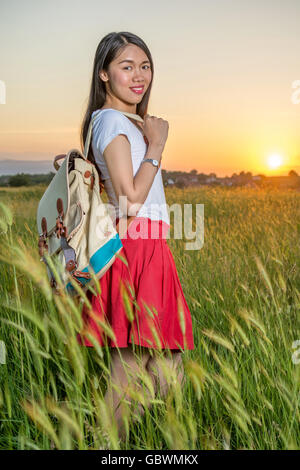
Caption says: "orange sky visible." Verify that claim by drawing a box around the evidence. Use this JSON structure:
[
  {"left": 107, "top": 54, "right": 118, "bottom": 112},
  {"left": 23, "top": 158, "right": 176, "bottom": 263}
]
[{"left": 0, "top": 0, "right": 300, "bottom": 176}]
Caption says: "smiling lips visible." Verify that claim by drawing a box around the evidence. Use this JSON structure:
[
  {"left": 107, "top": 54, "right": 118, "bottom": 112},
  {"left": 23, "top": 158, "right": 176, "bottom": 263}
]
[{"left": 130, "top": 86, "right": 144, "bottom": 94}]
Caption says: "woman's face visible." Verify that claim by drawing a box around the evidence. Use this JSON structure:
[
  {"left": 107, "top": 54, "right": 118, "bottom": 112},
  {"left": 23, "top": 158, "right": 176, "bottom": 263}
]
[{"left": 100, "top": 44, "right": 152, "bottom": 111}]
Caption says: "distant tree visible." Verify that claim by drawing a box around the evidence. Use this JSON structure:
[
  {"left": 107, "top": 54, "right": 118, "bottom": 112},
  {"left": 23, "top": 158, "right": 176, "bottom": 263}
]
[
  {"left": 175, "top": 179, "right": 185, "bottom": 189},
  {"left": 198, "top": 173, "right": 207, "bottom": 183},
  {"left": 245, "top": 171, "right": 253, "bottom": 182},
  {"left": 8, "top": 173, "right": 31, "bottom": 187},
  {"left": 190, "top": 169, "right": 198, "bottom": 175},
  {"left": 288, "top": 170, "right": 299, "bottom": 177}
]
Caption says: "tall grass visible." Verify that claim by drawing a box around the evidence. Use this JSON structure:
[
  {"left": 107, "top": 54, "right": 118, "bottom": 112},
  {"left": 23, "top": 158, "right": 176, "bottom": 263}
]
[{"left": 0, "top": 185, "right": 299, "bottom": 449}]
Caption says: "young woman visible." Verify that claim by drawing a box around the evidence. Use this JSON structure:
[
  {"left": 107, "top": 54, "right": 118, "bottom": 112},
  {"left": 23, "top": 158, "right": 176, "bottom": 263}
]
[{"left": 77, "top": 31, "right": 195, "bottom": 441}]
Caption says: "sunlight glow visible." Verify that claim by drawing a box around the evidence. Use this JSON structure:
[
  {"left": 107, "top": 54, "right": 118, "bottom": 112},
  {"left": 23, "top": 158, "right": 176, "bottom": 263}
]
[{"left": 267, "top": 154, "right": 283, "bottom": 169}]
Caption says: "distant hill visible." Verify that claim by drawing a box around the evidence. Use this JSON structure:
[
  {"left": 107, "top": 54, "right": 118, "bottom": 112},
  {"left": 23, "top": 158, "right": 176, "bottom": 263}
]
[{"left": 0, "top": 159, "right": 54, "bottom": 175}]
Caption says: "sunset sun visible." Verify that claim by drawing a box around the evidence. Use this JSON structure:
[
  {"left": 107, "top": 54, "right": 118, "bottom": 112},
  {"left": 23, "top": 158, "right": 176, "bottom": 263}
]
[{"left": 267, "top": 154, "right": 283, "bottom": 169}]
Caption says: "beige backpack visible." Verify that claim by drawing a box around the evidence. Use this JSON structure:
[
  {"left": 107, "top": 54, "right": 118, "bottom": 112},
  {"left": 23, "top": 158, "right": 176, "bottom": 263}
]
[{"left": 36, "top": 110, "right": 143, "bottom": 298}]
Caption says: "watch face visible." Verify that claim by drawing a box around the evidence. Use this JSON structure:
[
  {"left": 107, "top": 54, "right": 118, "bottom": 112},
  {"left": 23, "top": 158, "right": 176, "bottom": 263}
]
[{"left": 153, "top": 159, "right": 159, "bottom": 166}]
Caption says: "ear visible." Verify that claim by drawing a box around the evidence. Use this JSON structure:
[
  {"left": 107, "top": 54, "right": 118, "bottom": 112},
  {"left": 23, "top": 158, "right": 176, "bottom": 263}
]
[{"left": 99, "top": 69, "right": 108, "bottom": 82}]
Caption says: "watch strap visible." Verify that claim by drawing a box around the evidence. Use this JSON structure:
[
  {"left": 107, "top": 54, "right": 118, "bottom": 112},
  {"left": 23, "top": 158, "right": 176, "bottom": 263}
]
[{"left": 142, "top": 158, "right": 159, "bottom": 167}]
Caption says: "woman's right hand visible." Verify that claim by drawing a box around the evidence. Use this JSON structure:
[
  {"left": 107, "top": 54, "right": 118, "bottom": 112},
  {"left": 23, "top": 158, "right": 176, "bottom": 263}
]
[{"left": 139, "top": 114, "right": 169, "bottom": 151}]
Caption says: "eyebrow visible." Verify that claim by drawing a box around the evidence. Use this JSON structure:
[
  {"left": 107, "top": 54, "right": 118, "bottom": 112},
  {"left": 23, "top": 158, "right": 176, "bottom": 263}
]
[{"left": 118, "top": 59, "right": 150, "bottom": 64}]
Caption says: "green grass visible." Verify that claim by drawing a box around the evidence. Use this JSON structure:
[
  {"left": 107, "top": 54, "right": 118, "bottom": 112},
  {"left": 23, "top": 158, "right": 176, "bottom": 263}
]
[{"left": 0, "top": 185, "right": 299, "bottom": 449}]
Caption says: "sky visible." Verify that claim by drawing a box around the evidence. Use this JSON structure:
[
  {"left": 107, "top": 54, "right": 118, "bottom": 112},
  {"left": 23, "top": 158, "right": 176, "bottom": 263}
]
[{"left": 0, "top": 0, "right": 300, "bottom": 177}]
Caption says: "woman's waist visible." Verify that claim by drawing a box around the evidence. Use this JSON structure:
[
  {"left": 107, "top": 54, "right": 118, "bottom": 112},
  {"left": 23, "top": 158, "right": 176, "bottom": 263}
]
[{"left": 115, "top": 216, "right": 170, "bottom": 240}]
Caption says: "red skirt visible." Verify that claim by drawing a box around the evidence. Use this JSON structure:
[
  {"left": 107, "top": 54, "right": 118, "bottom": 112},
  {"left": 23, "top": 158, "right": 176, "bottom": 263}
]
[{"left": 76, "top": 217, "right": 195, "bottom": 350}]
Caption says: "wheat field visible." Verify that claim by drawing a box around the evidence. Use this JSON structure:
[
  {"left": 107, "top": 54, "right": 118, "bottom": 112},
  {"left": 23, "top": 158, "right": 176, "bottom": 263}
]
[{"left": 0, "top": 185, "right": 299, "bottom": 450}]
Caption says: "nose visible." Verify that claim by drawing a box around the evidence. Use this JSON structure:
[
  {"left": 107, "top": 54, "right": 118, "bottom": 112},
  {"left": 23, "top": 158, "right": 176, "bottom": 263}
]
[{"left": 132, "top": 67, "right": 146, "bottom": 80}]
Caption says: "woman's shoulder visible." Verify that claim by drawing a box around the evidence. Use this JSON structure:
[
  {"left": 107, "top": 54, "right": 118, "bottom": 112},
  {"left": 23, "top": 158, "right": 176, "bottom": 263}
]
[
  {"left": 91, "top": 108, "right": 133, "bottom": 154},
  {"left": 91, "top": 108, "right": 130, "bottom": 126}
]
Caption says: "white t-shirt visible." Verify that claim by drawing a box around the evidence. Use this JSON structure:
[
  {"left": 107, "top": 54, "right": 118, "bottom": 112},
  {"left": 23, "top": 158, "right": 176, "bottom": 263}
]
[{"left": 91, "top": 108, "right": 170, "bottom": 227}]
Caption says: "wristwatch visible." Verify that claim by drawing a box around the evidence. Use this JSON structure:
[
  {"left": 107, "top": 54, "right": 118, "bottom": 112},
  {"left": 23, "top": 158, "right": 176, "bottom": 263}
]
[{"left": 141, "top": 158, "right": 160, "bottom": 169}]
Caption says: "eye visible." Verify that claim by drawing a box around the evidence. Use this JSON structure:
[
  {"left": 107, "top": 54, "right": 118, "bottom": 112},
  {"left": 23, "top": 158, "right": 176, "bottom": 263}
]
[{"left": 123, "top": 65, "right": 151, "bottom": 70}]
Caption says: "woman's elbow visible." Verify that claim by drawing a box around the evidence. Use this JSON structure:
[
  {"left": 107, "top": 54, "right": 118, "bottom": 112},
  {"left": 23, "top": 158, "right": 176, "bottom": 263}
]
[
  {"left": 127, "top": 199, "right": 143, "bottom": 216},
  {"left": 118, "top": 191, "right": 143, "bottom": 217}
]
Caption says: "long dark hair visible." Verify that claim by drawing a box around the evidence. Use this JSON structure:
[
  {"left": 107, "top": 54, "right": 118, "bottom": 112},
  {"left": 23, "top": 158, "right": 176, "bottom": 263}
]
[{"left": 80, "top": 31, "right": 154, "bottom": 193}]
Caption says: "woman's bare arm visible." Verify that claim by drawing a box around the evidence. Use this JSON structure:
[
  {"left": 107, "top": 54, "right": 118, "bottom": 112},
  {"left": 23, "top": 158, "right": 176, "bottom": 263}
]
[{"left": 102, "top": 134, "right": 164, "bottom": 216}]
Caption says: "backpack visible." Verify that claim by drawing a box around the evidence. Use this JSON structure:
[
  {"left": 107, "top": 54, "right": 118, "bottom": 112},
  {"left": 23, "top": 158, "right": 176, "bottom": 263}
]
[{"left": 36, "top": 110, "right": 143, "bottom": 298}]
